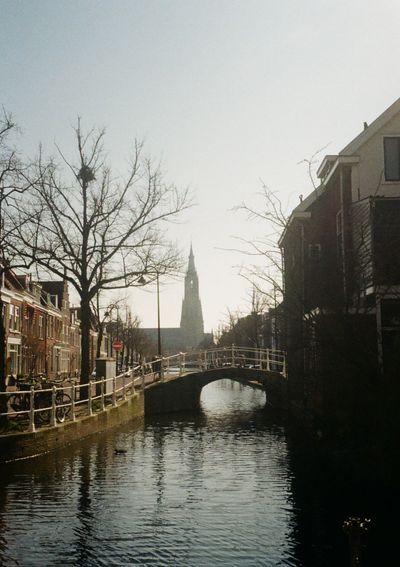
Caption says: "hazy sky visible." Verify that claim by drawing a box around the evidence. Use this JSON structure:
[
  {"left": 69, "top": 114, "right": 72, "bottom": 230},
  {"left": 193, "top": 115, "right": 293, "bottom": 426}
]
[{"left": 1, "top": 0, "right": 400, "bottom": 332}]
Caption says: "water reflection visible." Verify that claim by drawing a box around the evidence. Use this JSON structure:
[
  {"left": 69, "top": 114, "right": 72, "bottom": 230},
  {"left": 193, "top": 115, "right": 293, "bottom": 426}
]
[{"left": 0, "top": 379, "right": 395, "bottom": 566}]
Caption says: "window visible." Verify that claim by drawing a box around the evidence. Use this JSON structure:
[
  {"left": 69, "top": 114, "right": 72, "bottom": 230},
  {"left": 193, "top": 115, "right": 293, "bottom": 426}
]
[
  {"left": 8, "top": 305, "right": 21, "bottom": 332},
  {"left": 14, "top": 307, "right": 20, "bottom": 332},
  {"left": 384, "top": 137, "right": 400, "bottom": 181},
  {"left": 39, "top": 315, "right": 44, "bottom": 339},
  {"left": 308, "top": 243, "right": 322, "bottom": 261},
  {"left": 9, "top": 344, "right": 21, "bottom": 375}
]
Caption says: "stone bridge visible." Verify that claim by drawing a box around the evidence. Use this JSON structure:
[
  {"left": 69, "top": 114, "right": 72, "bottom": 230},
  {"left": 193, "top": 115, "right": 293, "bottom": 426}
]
[{"left": 143, "top": 347, "right": 288, "bottom": 414}]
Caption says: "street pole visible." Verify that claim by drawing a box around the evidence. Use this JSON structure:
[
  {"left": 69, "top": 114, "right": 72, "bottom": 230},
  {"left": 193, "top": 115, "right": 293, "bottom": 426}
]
[
  {"left": 116, "top": 306, "right": 120, "bottom": 373},
  {"left": 157, "top": 273, "right": 161, "bottom": 357}
]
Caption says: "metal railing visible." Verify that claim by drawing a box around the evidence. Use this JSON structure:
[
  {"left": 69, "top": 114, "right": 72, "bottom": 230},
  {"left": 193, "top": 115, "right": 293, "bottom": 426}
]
[{"left": 0, "top": 346, "right": 286, "bottom": 434}]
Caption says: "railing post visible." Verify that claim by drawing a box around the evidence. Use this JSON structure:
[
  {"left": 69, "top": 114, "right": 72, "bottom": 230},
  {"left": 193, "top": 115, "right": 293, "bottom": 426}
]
[
  {"left": 88, "top": 380, "right": 93, "bottom": 416},
  {"left": 231, "top": 344, "right": 235, "bottom": 367},
  {"left": 183, "top": 352, "right": 186, "bottom": 372},
  {"left": 266, "top": 349, "right": 271, "bottom": 371},
  {"left": 51, "top": 385, "right": 57, "bottom": 426},
  {"left": 101, "top": 377, "right": 105, "bottom": 411},
  {"left": 283, "top": 356, "right": 287, "bottom": 378},
  {"left": 160, "top": 357, "right": 164, "bottom": 382},
  {"left": 71, "top": 382, "right": 76, "bottom": 421},
  {"left": 203, "top": 350, "right": 207, "bottom": 370},
  {"left": 131, "top": 368, "right": 135, "bottom": 394},
  {"left": 122, "top": 373, "right": 126, "bottom": 400},
  {"left": 179, "top": 353, "right": 183, "bottom": 376},
  {"left": 112, "top": 376, "right": 117, "bottom": 406},
  {"left": 29, "top": 386, "right": 36, "bottom": 433},
  {"left": 141, "top": 363, "right": 145, "bottom": 390}
]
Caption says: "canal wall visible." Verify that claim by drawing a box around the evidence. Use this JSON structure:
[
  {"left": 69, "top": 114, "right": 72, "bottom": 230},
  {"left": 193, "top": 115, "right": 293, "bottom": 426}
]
[{"left": 0, "top": 392, "right": 144, "bottom": 464}]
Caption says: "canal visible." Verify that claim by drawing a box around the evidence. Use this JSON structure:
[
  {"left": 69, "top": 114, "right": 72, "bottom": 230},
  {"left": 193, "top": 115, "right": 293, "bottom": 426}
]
[{"left": 0, "top": 379, "right": 397, "bottom": 566}]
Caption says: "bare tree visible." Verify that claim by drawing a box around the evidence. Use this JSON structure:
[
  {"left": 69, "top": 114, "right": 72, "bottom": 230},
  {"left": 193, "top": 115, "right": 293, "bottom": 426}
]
[
  {"left": 90, "top": 292, "right": 125, "bottom": 360},
  {"left": 0, "top": 109, "right": 35, "bottom": 406},
  {"left": 229, "top": 184, "right": 289, "bottom": 309},
  {"left": 8, "top": 121, "right": 191, "bottom": 391}
]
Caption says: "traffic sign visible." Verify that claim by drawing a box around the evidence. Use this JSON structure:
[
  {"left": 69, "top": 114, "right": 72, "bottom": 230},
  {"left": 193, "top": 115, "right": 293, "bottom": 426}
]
[{"left": 112, "top": 340, "right": 123, "bottom": 352}]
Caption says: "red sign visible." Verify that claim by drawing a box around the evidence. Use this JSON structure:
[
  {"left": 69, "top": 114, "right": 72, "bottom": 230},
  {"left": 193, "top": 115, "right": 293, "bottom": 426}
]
[{"left": 112, "top": 340, "right": 123, "bottom": 352}]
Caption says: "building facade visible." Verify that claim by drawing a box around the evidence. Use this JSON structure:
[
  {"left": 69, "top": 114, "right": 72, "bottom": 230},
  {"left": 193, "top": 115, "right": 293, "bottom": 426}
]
[
  {"left": 1, "top": 270, "right": 108, "bottom": 381},
  {"left": 280, "top": 97, "right": 400, "bottom": 416}
]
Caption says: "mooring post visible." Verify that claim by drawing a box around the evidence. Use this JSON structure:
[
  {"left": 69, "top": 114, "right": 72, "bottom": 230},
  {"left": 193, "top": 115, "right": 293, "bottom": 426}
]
[{"left": 29, "top": 386, "right": 36, "bottom": 433}]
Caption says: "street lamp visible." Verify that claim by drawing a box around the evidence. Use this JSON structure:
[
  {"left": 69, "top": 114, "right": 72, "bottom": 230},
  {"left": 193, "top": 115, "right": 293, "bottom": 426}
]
[
  {"left": 156, "top": 273, "right": 161, "bottom": 358},
  {"left": 116, "top": 305, "right": 120, "bottom": 372},
  {"left": 138, "top": 273, "right": 161, "bottom": 358}
]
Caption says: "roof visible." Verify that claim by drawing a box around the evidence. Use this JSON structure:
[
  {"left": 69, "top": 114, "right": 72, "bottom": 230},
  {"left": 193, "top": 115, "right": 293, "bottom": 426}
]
[
  {"left": 340, "top": 96, "right": 400, "bottom": 156},
  {"left": 40, "top": 281, "right": 66, "bottom": 308},
  {"left": 281, "top": 97, "right": 400, "bottom": 245}
]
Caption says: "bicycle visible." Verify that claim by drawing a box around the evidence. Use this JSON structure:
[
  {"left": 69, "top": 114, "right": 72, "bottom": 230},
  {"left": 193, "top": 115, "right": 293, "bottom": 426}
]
[{"left": 9, "top": 378, "right": 72, "bottom": 425}]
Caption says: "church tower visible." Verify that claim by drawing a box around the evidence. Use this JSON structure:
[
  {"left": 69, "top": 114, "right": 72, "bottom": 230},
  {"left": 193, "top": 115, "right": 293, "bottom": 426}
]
[{"left": 180, "top": 245, "right": 204, "bottom": 350}]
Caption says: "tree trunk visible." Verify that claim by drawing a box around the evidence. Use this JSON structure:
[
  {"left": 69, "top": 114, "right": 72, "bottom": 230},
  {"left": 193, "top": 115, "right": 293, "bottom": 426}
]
[
  {"left": 0, "top": 291, "right": 7, "bottom": 423},
  {"left": 96, "top": 324, "right": 103, "bottom": 360},
  {"left": 80, "top": 294, "right": 92, "bottom": 401}
]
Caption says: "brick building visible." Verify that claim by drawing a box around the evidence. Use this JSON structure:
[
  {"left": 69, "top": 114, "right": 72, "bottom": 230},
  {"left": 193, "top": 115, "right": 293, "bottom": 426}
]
[
  {"left": 1, "top": 270, "right": 108, "bottom": 381},
  {"left": 280, "top": 98, "right": 400, "bottom": 417}
]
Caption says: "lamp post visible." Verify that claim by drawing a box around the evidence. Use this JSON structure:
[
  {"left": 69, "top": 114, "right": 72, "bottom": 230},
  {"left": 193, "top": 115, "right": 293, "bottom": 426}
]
[
  {"left": 138, "top": 273, "right": 161, "bottom": 358},
  {"left": 116, "top": 305, "right": 120, "bottom": 373},
  {"left": 156, "top": 273, "right": 161, "bottom": 358}
]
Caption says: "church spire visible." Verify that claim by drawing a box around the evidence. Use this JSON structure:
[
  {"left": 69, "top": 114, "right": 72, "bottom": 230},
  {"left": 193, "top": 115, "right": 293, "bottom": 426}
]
[
  {"left": 188, "top": 243, "right": 195, "bottom": 273},
  {"left": 180, "top": 245, "right": 204, "bottom": 350}
]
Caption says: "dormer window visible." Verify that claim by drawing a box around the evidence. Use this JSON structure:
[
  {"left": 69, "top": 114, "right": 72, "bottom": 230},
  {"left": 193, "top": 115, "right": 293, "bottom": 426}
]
[{"left": 384, "top": 137, "right": 400, "bottom": 181}]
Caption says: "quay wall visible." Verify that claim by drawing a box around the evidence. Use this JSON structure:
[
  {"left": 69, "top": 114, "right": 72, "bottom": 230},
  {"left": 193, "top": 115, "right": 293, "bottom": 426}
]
[{"left": 0, "top": 392, "right": 144, "bottom": 464}]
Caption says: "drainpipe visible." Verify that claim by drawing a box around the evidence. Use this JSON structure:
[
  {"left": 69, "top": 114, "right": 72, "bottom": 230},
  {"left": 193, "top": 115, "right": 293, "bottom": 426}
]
[{"left": 339, "top": 167, "right": 348, "bottom": 306}]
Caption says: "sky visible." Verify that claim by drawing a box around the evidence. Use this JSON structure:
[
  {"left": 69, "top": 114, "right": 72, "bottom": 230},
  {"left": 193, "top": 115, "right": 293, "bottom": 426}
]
[{"left": 1, "top": 0, "right": 400, "bottom": 332}]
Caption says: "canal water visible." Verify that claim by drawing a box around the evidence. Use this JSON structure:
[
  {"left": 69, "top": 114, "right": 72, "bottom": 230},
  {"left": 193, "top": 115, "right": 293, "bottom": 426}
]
[{"left": 0, "top": 379, "right": 397, "bottom": 566}]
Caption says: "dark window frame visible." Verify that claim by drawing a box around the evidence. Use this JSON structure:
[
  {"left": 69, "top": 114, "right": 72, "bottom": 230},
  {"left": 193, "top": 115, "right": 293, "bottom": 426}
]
[{"left": 384, "top": 136, "right": 400, "bottom": 182}]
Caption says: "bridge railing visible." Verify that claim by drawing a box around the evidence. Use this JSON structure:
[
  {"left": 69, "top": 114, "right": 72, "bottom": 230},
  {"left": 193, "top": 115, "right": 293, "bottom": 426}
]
[
  {"left": 156, "top": 345, "right": 286, "bottom": 378},
  {"left": 0, "top": 345, "right": 286, "bottom": 433}
]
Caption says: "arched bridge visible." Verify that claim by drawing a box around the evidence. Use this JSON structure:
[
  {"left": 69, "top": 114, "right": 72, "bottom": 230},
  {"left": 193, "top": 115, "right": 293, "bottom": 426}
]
[{"left": 143, "top": 346, "right": 287, "bottom": 414}]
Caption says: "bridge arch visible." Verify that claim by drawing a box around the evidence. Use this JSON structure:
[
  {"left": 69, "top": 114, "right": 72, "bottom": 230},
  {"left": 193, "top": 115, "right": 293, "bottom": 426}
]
[{"left": 144, "top": 366, "right": 287, "bottom": 415}]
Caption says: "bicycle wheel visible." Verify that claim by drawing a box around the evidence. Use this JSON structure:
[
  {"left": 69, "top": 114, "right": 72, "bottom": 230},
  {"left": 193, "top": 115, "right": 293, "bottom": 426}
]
[
  {"left": 35, "top": 394, "right": 51, "bottom": 425},
  {"left": 9, "top": 393, "right": 23, "bottom": 414},
  {"left": 55, "top": 392, "right": 72, "bottom": 423}
]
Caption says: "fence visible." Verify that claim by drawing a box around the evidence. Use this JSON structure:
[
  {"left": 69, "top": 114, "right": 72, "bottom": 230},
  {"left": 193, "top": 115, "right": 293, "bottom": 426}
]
[{"left": 0, "top": 346, "right": 286, "bottom": 434}]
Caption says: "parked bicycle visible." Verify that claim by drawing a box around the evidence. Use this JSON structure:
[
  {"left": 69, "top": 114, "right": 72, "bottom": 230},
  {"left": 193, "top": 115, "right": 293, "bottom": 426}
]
[{"left": 9, "top": 378, "right": 72, "bottom": 425}]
